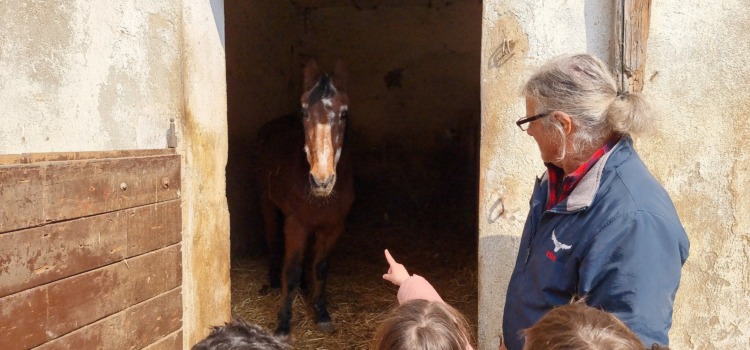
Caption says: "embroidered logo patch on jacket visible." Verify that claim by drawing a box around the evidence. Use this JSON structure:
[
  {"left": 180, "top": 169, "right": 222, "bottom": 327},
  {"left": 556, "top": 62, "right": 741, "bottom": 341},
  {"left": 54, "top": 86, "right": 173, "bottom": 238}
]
[
  {"left": 546, "top": 230, "right": 572, "bottom": 262},
  {"left": 551, "top": 230, "right": 572, "bottom": 252}
]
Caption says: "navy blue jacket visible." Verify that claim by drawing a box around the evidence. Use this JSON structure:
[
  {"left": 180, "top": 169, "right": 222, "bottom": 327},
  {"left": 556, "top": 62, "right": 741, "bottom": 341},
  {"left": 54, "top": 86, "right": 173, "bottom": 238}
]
[{"left": 503, "top": 137, "right": 690, "bottom": 349}]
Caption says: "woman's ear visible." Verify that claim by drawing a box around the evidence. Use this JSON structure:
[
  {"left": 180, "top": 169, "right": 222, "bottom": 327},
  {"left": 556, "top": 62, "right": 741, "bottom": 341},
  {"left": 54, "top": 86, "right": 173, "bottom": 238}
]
[{"left": 553, "top": 111, "right": 573, "bottom": 135}]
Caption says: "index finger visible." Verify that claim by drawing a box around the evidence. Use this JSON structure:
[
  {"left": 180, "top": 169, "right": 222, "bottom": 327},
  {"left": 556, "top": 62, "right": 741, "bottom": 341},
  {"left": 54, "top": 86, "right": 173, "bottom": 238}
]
[{"left": 384, "top": 249, "right": 398, "bottom": 266}]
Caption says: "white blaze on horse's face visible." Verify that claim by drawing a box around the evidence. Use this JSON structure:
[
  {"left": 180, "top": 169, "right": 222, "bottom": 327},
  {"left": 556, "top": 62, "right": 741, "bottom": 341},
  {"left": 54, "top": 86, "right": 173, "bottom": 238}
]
[
  {"left": 311, "top": 122, "right": 333, "bottom": 178},
  {"left": 301, "top": 75, "right": 348, "bottom": 197}
]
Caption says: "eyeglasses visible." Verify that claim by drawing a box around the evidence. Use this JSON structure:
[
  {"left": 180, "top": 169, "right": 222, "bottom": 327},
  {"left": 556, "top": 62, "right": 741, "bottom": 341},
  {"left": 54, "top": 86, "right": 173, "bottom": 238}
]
[{"left": 516, "top": 112, "right": 552, "bottom": 131}]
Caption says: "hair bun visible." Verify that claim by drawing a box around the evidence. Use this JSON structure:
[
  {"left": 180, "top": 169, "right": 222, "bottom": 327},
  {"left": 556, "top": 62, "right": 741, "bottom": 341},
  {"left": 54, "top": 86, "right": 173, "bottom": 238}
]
[{"left": 606, "top": 91, "right": 652, "bottom": 136}]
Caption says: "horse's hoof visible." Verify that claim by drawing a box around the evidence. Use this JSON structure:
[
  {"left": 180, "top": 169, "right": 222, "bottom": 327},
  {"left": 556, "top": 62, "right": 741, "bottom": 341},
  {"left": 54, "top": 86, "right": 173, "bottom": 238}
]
[{"left": 317, "top": 321, "right": 336, "bottom": 334}]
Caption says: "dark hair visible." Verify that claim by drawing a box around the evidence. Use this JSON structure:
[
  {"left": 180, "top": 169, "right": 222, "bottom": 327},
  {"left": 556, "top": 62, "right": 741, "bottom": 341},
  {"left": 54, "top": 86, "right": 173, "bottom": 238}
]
[
  {"left": 523, "top": 299, "right": 645, "bottom": 350},
  {"left": 192, "top": 319, "right": 290, "bottom": 350},
  {"left": 373, "top": 299, "right": 473, "bottom": 350}
]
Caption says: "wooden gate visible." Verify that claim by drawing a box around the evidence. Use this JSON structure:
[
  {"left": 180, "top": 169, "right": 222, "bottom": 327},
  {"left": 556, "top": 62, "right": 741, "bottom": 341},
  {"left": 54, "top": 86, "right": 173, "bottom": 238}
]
[{"left": 0, "top": 149, "right": 182, "bottom": 350}]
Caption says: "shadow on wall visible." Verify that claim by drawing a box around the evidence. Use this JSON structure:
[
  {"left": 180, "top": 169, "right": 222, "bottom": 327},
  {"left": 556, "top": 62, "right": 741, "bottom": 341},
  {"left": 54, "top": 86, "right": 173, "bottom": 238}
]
[{"left": 478, "top": 233, "right": 523, "bottom": 350}]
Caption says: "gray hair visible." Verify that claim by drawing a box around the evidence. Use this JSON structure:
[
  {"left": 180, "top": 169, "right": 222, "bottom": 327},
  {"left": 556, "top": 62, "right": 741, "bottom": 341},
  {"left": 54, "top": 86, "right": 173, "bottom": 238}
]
[
  {"left": 192, "top": 319, "right": 291, "bottom": 350},
  {"left": 523, "top": 54, "right": 652, "bottom": 159}
]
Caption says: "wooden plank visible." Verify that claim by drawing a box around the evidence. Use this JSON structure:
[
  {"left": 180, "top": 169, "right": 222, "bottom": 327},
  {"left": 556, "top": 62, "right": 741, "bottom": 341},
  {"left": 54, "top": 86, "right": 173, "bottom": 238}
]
[
  {"left": 127, "top": 200, "right": 182, "bottom": 257},
  {"left": 0, "top": 287, "right": 48, "bottom": 350},
  {"left": 142, "top": 331, "right": 183, "bottom": 350},
  {"left": 0, "top": 201, "right": 181, "bottom": 298},
  {"left": 44, "top": 155, "right": 181, "bottom": 222},
  {"left": 611, "top": 0, "right": 652, "bottom": 93},
  {"left": 0, "top": 245, "right": 181, "bottom": 344},
  {"left": 154, "top": 155, "right": 181, "bottom": 203},
  {"left": 128, "top": 244, "right": 182, "bottom": 304},
  {"left": 34, "top": 313, "right": 127, "bottom": 350},
  {"left": 46, "top": 263, "right": 131, "bottom": 339},
  {"left": 0, "top": 164, "right": 45, "bottom": 233},
  {"left": 125, "top": 288, "right": 183, "bottom": 349},
  {"left": 36, "top": 288, "right": 182, "bottom": 350},
  {"left": 0, "top": 211, "right": 127, "bottom": 298},
  {"left": 0, "top": 149, "right": 183, "bottom": 349},
  {"left": 44, "top": 246, "right": 181, "bottom": 338},
  {"left": 0, "top": 149, "right": 175, "bottom": 166},
  {"left": 611, "top": 0, "right": 625, "bottom": 89},
  {"left": 623, "top": 0, "right": 651, "bottom": 92}
]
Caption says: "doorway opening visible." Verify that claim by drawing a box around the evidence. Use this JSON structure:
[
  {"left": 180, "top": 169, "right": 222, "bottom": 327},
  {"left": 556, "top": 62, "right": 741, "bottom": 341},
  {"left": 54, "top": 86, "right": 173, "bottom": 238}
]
[{"left": 225, "top": 1, "right": 481, "bottom": 347}]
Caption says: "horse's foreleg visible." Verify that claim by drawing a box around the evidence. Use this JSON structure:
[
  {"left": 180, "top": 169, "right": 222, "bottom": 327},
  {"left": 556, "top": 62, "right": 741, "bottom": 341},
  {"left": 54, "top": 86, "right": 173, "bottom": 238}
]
[
  {"left": 311, "top": 225, "right": 344, "bottom": 334},
  {"left": 261, "top": 196, "right": 283, "bottom": 288},
  {"left": 275, "top": 216, "right": 307, "bottom": 337}
]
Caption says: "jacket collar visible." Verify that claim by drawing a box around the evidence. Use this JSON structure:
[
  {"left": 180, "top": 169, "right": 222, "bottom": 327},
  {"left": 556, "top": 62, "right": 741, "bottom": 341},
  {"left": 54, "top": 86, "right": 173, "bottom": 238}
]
[{"left": 538, "top": 137, "right": 632, "bottom": 212}]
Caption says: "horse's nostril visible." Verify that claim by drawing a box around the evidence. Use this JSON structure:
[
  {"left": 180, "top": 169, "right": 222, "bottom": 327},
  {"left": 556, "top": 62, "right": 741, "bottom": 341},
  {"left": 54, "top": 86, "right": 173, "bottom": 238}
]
[
  {"left": 326, "top": 174, "right": 336, "bottom": 187},
  {"left": 310, "top": 174, "right": 336, "bottom": 188}
]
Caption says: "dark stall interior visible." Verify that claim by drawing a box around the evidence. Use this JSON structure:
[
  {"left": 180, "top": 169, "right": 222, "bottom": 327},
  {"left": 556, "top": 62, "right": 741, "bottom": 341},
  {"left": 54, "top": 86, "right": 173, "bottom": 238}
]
[{"left": 225, "top": 1, "right": 482, "bottom": 348}]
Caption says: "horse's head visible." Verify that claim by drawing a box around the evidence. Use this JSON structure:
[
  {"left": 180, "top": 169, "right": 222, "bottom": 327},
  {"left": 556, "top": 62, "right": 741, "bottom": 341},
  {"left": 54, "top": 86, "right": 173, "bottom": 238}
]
[{"left": 300, "top": 59, "right": 349, "bottom": 197}]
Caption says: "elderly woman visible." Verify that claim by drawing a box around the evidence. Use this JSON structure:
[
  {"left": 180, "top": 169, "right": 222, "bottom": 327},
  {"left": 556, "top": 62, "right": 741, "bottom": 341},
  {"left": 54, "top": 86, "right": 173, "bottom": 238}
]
[{"left": 501, "top": 54, "right": 690, "bottom": 350}]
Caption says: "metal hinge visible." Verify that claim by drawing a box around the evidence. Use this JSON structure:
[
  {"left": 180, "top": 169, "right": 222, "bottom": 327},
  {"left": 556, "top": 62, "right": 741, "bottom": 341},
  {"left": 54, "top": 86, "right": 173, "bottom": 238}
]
[{"left": 167, "top": 118, "right": 178, "bottom": 148}]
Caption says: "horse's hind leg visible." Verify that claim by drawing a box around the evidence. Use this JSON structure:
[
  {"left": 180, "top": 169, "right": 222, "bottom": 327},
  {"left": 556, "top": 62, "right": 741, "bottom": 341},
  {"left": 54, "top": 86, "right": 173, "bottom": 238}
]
[
  {"left": 311, "top": 225, "right": 345, "bottom": 333},
  {"left": 260, "top": 195, "right": 283, "bottom": 289},
  {"left": 275, "top": 216, "right": 307, "bottom": 336}
]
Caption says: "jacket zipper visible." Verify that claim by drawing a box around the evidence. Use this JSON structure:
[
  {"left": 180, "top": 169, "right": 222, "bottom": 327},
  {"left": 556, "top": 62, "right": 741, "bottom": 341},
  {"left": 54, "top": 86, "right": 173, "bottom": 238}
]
[
  {"left": 526, "top": 211, "right": 549, "bottom": 265},
  {"left": 525, "top": 177, "right": 544, "bottom": 266}
]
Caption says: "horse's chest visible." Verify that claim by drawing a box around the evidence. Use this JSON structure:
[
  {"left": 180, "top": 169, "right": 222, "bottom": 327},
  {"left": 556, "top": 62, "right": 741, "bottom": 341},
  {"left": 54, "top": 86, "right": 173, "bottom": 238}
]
[{"left": 270, "top": 186, "right": 350, "bottom": 227}]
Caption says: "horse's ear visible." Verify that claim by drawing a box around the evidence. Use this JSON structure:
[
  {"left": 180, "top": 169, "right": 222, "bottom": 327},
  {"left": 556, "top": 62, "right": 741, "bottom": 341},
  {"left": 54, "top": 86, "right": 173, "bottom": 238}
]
[
  {"left": 333, "top": 59, "right": 348, "bottom": 91},
  {"left": 304, "top": 59, "right": 320, "bottom": 90}
]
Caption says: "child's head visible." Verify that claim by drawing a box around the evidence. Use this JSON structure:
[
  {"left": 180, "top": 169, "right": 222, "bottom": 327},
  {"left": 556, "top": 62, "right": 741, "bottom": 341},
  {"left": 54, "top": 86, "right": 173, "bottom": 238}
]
[
  {"left": 373, "top": 299, "right": 472, "bottom": 350},
  {"left": 192, "top": 319, "right": 290, "bottom": 350},
  {"left": 522, "top": 299, "right": 644, "bottom": 350}
]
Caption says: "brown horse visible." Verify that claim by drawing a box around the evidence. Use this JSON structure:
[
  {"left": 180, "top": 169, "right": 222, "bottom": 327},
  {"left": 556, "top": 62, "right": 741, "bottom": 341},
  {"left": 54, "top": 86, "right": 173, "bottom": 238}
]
[{"left": 256, "top": 59, "right": 354, "bottom": 337}]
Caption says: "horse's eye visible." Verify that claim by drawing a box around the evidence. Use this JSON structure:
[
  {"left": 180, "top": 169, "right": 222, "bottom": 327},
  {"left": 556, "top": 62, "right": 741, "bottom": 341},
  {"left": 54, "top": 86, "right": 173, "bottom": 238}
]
[{"left": 340, "top": 111, "right": 349, "bottom": 120}]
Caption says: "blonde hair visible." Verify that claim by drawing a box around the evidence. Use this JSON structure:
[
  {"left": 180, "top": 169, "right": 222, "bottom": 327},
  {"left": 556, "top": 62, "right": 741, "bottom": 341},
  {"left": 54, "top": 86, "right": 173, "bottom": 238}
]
[
  {"left": 373, "top": 299, "right": 473, "bottom": 350},
  {"left": 523, "top": 53, "right": 652, "bottom": 159},
  {"left": 523, "top": 299, "right": 645, "bottom": 350}
]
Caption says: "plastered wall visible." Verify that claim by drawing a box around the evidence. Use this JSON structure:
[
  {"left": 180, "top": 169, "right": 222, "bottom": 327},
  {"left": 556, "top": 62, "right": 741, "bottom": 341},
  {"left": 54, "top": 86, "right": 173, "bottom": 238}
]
[
  {"left": 0, "top": 1, "right": 230, "bottom": 347},
  {"left": 479, "top": 1, "right": 749, "bottom": 349},
  {"left": 641, "top": 1, "right": 749, "bottom": 348},
  {"left": 0, "top": 0, "right": 182, "bottom": 153},
  {"left": 180, "top": 0, "right": 231, "bottom": 347}
]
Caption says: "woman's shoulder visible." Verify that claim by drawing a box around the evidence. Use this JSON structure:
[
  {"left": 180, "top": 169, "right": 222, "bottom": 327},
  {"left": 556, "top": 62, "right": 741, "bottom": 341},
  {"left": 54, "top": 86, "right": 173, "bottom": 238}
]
[{"left": 609, "top": 153, "right": 681, "bottom": 222}]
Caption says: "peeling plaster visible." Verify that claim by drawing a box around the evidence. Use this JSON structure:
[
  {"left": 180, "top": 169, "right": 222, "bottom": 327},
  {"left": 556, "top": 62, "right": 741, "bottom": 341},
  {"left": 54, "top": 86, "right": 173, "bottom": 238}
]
[
  {"left": 640, "top": 1, "right": 750, "bottom": 348},
  {"left": 0, "top": 1, "right": 229, "bottom": 347},
  {"left": 179, "top": 0, "right": 230, "bottom": 347},
  {"left": 0, "top": 0, "right": 181, "bottom": 154}
]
